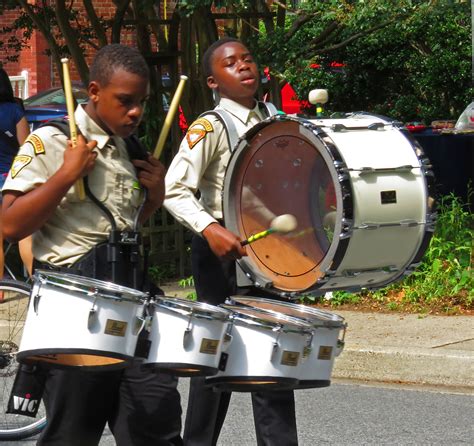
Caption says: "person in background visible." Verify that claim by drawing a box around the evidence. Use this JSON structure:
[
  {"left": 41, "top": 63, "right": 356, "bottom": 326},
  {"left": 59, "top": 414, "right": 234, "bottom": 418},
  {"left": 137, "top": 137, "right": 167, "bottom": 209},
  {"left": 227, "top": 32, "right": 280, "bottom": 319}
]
[
  {"left": 165, "top": 37, "right": 299, "bottom": 446},
  {"left": 0, "top": 67, "right": 32, "bottom": 280},
  {"left": 2, "top": 45, "right": 182, "bottom": 446}
]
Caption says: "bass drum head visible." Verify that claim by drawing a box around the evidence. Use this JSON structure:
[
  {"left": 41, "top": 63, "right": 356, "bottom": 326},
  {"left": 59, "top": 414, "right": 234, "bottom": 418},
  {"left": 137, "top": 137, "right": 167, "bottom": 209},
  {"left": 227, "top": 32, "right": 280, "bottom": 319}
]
[{"left": 223, "top": 115, "right": 343, "bottom": 295}]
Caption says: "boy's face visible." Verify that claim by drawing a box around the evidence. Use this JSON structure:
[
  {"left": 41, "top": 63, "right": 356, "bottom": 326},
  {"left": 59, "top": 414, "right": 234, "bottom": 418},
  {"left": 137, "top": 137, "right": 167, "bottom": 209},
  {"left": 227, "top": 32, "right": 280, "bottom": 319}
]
[
  {"left": 207, "top": 42, "right": 259, "bottom": 108},
  {"left": 87, "top": 67, "right": 149, "bottom": 138}
]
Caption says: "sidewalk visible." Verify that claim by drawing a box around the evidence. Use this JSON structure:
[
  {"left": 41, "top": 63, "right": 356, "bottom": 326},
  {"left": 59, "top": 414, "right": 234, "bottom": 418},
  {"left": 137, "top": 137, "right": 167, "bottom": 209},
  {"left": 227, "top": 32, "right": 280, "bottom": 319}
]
[{"left": 160, "top": 282, "right": 474, "bottom": 392}]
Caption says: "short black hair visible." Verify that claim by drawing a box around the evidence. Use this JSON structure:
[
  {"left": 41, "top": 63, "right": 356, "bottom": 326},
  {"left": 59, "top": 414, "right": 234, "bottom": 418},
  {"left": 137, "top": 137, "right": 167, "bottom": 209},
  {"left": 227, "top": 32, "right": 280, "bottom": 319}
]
[
  {"left": 0, "top": 67, "right": 15, "bottom": 103},
  {"left": 202, "top": 37, "right": 242, "bottom": 78},
  {"left": 89, "top": 44, "right": 150, "bottom": 86}
]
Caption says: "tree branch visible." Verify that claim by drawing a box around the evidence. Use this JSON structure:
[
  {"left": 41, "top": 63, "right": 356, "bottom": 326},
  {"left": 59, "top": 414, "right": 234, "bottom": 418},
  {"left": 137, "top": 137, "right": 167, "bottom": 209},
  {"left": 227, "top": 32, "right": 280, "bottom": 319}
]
[
  {"left": 312, "top": 19, "right": 396, "bottom": 54},
  {"left": 83, "top": 0, "right": 108, "bottom": 47},
  {"left": 55, "top": 0, "right": 89, "bottom": 84}
]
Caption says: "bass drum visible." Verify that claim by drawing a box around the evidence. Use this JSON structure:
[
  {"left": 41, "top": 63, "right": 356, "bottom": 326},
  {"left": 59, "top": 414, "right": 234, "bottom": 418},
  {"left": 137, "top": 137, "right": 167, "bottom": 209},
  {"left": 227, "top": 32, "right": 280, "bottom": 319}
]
[{"left": 223, "top": 115, "right": 436, "bottom": 297}]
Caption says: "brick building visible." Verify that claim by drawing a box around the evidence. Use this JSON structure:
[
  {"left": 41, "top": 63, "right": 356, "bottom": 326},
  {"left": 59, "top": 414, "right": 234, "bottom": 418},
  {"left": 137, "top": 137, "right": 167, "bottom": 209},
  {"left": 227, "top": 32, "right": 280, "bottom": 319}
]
[{"left": 0, "top": 1, "right": 177, "bottom": 97}]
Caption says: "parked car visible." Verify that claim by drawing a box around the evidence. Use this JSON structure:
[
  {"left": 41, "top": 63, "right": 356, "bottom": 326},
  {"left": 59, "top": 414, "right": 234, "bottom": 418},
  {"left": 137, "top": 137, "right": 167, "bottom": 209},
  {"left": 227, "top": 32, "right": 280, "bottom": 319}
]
[
  {"left": 24, "top": 86, "right": 89, "bottom": 131},
  {"left": 25, "top": 77, "right": 174, "bottom": 131}
]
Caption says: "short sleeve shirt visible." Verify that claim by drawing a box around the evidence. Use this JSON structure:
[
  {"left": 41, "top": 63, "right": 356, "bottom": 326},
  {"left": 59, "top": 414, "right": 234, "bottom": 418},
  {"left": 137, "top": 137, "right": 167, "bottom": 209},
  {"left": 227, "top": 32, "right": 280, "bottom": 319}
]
[
  {"left": 3, "top": 105, "right": 143, "bottom": 266},
  {"left": 164, "top": 98, "right": 264, "bottom": 234}
]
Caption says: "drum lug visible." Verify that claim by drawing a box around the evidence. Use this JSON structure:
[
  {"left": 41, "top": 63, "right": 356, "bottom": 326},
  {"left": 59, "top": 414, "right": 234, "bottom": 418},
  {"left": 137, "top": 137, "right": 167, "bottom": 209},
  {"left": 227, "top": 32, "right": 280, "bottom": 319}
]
[
  {"left": 223, "top": 320, "right": 234, "bottom": 344},
  {"left": 33, "top": 293, "right": 41, "bottom": 315},
  {"left": 87, "top": 293, "right": 99, "bottom": 331},
  {"left": 270, "top": 328, "right": 282, "bottom": 362},
  {"left": 183, "top": 313, "right": 194, "bottom": 350},
  {"left": 303, "top": 332, "right": 313, "bottom": 359},
  {"left": 335, "top": 324, "right": 347, "bottom": 357},
  {"left": 133, "top": 315, "right": 147, "bottom": 336},
  {"left": 33, "top": 277, "right": 45, "bottom": 315}
]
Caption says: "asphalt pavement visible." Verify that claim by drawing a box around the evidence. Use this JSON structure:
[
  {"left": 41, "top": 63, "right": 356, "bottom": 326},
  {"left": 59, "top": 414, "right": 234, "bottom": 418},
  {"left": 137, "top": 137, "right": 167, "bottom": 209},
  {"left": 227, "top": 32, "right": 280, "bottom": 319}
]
[{"left": 160, "top": 282, "right": 474, "bottom": 393}]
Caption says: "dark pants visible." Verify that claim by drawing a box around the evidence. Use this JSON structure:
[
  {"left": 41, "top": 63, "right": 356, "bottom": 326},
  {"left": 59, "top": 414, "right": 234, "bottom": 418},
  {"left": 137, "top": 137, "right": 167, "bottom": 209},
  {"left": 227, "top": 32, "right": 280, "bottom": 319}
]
[
  {"left": 38, "top": 363, "right": 182, "bottom": 446},
  {"left": 183, "top": 235, "right": 298, "bottom": 446}
]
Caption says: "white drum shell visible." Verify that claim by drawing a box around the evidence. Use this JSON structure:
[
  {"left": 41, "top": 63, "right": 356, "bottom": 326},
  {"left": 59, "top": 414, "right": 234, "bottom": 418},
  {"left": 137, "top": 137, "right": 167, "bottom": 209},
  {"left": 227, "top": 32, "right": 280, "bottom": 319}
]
[
  {"left": 209, "top": 319, "right": 308, "bottom": 384},
  {"left": 19, "top": 280, "right": 145, "bottom": 364},
  {"left": 311, "top": 118, "right": 430, "bottom": 291},
  {"left": 227, "top": 297, "right": 346, "bottom": 387},
  {"left": 143, "top": 301, "right": 230, "bottom": 376},
  {"left": 223, "top": 323, "right": 303, "bottom": 378},
  {"left": 298, "top": 326, "right": 341, "bottom": 384}
]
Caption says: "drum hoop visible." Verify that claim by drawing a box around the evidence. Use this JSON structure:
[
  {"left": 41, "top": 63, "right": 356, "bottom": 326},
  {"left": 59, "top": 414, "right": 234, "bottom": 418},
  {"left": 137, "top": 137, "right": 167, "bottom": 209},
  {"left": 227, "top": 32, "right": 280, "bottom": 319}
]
[
  {"left": 230, "top": 296, "right": 345, "bottom": 328},
  {"left": 222, "top": 115, "right": 351, "bottom": 296},
  {"left": 221, "top": 304, "right": 312, "bottom": 333},
  {"left": 34, "top": 270, "right": 147, "bottom": 303},
  {"left": 152, "top": 297, "right": 230, "bottom": 321}
]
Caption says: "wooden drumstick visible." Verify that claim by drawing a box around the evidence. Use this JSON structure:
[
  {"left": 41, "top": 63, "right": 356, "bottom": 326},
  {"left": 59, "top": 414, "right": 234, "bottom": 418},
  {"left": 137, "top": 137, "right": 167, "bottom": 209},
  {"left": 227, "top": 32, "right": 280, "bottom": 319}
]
[
  {"left": 241, "top": 214, "right": 298, "bottom": 246},
  {"left": 153, "top": 75, "right": 188, "bottom": 160},
  {"left": 61, "top": 58, "right": 86, "bottom": 200}
]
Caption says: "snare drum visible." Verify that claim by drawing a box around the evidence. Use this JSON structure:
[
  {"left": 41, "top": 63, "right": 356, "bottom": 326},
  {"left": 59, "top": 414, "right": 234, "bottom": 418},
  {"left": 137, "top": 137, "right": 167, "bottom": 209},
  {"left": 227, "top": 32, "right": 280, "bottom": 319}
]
[
  {"left": 17, "top": 270, "right": 148, "bottom": 370},
  {"left": 229, "top": 296, "right": 346, "bottom": 389},
  {"left": 205, "top": 305, "right": 312, "bottom": 392},
  {"left": 142, "top": 297, "right": 230, "bottom": 376},
  {"left": 223, "top": 114, "right": 436, "bottom": 296}
]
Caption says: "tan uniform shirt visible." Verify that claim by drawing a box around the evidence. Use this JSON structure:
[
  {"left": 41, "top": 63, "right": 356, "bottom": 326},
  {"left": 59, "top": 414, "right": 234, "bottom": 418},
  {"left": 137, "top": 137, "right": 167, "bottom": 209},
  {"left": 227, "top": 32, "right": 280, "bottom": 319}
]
[
  {"left": 164, "top": 98, "right": 264, "bottom": 234},
  {"left": 3, "top": 105, "right": 142, "bottom": 266}
]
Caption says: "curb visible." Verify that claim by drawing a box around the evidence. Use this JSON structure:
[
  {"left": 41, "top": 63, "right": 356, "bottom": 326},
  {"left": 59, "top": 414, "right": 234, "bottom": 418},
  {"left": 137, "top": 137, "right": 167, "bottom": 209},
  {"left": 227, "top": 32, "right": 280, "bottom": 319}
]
[{"left": 333, "top": 346, "right": 474, "bottom": 389}]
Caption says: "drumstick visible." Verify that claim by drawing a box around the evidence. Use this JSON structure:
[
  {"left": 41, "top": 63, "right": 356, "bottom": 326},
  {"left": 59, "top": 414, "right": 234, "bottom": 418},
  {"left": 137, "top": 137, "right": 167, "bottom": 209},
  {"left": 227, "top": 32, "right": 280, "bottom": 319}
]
[
  {"left": 153, "top": 75, "right": 188, "bottom": 160},
  {"left": 61, "top": 58, "right": 86, "bottom": 201},
  {"left": 241, "top": 214, "right": 298, "bottom": 246}
]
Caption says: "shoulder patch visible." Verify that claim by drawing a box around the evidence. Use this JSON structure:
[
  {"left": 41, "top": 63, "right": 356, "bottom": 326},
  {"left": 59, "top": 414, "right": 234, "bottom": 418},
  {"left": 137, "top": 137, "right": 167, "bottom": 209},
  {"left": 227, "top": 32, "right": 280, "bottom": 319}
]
[
  {"left": 25, "top": 134, "right": 45, "bottom": 155},
  {"left": 10, "top": 155, "right": 33, "bottom": 178},
  {"left": 186, "top": 117, "right": 214, "bottom": 149},
  {"left": 191, "top": 118, "right": 214, "bottom": 132}
]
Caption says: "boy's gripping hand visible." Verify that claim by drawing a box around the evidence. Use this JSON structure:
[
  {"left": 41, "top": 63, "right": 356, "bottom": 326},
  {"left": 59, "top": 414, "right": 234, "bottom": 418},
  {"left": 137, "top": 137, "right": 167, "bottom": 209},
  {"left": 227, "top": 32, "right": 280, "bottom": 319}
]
[
  {"left": 202, "top": 223, "right": 247, "bottom": 260},
  {"left": 62, "top": 134, "right": 98, "bottom": 180},
  {"left": 132, "top": 154, "right": 166, "bottom": 209}
]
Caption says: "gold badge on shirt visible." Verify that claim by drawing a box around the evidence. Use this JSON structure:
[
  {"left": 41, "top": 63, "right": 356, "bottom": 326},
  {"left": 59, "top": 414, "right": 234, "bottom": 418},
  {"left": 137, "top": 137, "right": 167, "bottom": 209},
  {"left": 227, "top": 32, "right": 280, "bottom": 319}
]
[
  {"left": 10, "top": 155, "right": 33, "bottom": 178},
  {"left": 25, "top": 134, "right": 45, "bottom": 155},
  {"left": 186, "top": 118, "right": 213, "bottom": 150}
]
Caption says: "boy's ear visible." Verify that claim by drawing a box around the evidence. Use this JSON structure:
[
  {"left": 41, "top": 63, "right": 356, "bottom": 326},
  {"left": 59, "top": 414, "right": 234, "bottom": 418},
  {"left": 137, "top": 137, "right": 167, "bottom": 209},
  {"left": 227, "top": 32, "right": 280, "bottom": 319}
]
[
  {"left": 207, "top": 75, "right": 218, "bottom": 90},
  {"left": 88, "top": 81, "right": 100, "bottom": 103}
]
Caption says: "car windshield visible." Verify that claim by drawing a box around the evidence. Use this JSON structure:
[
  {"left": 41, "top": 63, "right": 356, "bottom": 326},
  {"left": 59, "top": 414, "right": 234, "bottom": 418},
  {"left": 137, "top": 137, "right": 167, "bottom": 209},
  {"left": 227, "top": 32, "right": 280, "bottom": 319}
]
[{"left": 24, "top": 87, "right": 89, "bottom": 107}]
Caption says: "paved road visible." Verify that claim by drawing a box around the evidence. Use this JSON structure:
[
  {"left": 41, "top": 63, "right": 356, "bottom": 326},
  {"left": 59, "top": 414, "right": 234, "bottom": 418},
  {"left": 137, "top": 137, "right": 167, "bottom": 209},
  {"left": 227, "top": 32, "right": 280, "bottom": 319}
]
[{"left": 5, "top": 380, "right": 472, "bottom": 445}]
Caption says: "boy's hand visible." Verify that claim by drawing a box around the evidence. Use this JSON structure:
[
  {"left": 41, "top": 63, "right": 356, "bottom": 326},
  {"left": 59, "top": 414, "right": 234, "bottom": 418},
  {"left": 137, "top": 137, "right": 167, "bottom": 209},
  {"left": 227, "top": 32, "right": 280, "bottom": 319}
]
[
  {"left": 132, "top": 155, "right": 166, "bottom": 209},
  {"left": 62, "top": 134, "right": 98, "bottom": 180},
  {"left": 202, "top": 223, "right": 247, "bottom": 260}
]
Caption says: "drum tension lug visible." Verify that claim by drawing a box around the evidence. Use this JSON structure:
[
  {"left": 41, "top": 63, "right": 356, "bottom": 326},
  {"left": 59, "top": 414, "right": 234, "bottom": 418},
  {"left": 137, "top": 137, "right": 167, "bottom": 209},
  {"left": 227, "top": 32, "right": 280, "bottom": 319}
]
[
  {"left": 270, "top": 328, "right": 282, "bottom": 362},
  {"left": 87, "top": 293, "right": 99, "bottom": 331},
  {"left": 33, "top": 280, "right": 44, "bottom": 314},
  {"left": 33, "top": 293, "right": 41, "bottom": 315},
  {"left": 183, "top": 313, "right": 194, "bottom": 349}
]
